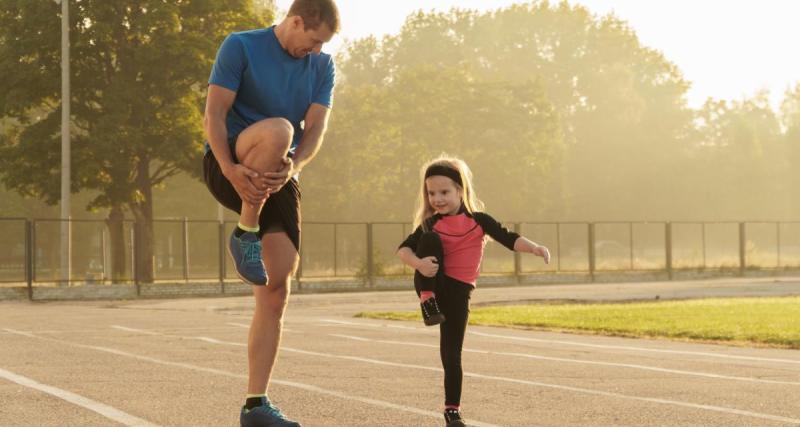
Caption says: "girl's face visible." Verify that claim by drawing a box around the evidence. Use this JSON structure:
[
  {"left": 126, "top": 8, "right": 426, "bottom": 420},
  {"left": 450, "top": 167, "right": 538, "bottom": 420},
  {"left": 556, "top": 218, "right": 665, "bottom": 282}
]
[{"left": 425, "top": 175, "right": 463, "bottom": 216}]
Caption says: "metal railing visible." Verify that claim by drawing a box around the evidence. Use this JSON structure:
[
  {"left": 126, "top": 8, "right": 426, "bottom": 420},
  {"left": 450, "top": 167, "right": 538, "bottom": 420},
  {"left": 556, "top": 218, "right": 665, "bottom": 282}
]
[{"left": 1, "top": 218, "right": 799, "bottom": 296}]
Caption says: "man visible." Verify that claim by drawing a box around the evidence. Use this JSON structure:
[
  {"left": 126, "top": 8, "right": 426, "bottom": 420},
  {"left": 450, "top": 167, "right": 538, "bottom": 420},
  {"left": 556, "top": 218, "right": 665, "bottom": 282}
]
[{"left": 202, "top": 1, "right": 339, "bottom": 426}]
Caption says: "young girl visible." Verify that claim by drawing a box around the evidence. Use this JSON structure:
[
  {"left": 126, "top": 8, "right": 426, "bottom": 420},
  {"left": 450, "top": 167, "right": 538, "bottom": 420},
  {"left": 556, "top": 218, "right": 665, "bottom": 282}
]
[{"left": 397, "top": 155, "right": 550, "bottom": 427}]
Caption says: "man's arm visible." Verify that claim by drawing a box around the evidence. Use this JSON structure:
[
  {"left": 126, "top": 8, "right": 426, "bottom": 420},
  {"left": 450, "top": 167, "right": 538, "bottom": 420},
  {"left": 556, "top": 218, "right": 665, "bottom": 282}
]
[
  {"left": 292, "top": 103, "right": 331, "bottom": 173},
  {"left": 204, "top": 84, "right": 266, "bottom": 206},
  {"left": 204, "top": 84, "right": 236, "bottom": 172},
  {"left": 264, "top": 103, "right": 331, "bottom": 186}
]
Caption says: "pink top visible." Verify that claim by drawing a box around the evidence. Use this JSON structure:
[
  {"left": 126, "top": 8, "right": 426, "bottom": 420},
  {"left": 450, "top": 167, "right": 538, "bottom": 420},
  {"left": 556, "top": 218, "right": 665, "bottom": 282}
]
[
  {"left": 433, "top": 214, "right": 485, "bottom": 286},
  {"left": 399, "top": 211, "right": 520, "bottom": 288}
]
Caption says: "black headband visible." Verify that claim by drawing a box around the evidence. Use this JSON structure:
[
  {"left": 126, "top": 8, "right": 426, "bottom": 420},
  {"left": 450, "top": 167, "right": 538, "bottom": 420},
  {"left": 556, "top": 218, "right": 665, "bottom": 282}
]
[{"left": 424, "top": 164, "right": 463, "bottom": 186}]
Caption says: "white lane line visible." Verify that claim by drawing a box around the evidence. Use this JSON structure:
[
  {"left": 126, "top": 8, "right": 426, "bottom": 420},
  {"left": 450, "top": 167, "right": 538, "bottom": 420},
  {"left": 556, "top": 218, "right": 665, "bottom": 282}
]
[
  {"left": 329, "top": 334, "right": 371, "bottom": 342},
  {"left": 16, "top": 327, "right": 241, "bottom": 335},
  {"left": 320, "top": 318, "right": 800, "bottom": 366},
  {"left": 321, "top": 319, "right": 425, "bottom": 331},
  {"left": 330, "top": 334, "right": 800, "bottom": 386},
  {"left": 112, "top": 326, "right": 250, "bottom": 348},
  {"left": 113, "top": 325, "right": 162, "bottom": 335},
  {"left": 2, "top": 328, "right": 498, "bottom": 427},
  {"left": 195, "top": 337, "right": 245, "bottom": 346},
  {"left": 273, "top": 378, "right": 500, "bottom": 427},
  {"left": 279, "top": 348, "right": 800, "bottom": 425},
  {"left": 226, "top": 322, "right": 294, "bottom": 332},
  {"left": 469, "top": 331, "right": 800, "bottom": 365},
  {"left": 113, "top": 325, "right": 293, "bottom": 341},
  {"left": 2, "top": 329, "right": 36, "bottom": 337},
  {"left": 0, "top": 367, "right": 158, "bottom": 427},
  {"left": 104, "top": 326, "right": 800, "bottom": 424}
]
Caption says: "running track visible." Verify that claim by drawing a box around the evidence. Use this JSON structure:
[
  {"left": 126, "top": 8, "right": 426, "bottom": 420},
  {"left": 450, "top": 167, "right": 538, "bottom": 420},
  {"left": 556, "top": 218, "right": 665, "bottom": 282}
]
[{"left": 1, "top": 279, "right": 799, "bottom": 426}]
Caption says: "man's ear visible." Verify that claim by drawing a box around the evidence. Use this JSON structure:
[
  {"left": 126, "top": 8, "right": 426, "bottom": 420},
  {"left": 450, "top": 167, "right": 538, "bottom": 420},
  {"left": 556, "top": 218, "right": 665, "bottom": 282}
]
[{"left": 291, "top": 15, "right": 305, "bottom": 31}]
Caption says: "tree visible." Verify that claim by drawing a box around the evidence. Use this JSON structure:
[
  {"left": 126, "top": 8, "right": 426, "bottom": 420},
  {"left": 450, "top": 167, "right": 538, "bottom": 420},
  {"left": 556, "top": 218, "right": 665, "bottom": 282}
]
[
  {"left": 781, "top": 84, "right": 800, "bottom": 216},
  {"left": 692, "top": 93, "right": 785, "bottom": 219},
  {"left": 0, "top": 0, "right": 272, "bottom": 282},
  {"left": 303, "top": 62, "right": 563, "bottom": 223},
  {"left": 307, "top": 1, "right": 691, "bottom": 222}
]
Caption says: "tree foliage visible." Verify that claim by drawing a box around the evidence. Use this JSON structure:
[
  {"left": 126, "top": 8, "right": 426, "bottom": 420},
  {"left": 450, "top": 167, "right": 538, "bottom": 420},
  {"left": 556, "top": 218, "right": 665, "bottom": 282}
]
[
  {"left": 304, "top": 1, "right": 695, "bottom": 222},
  {"left": 0, "top": 0, "right": 273, "bottom": 280}
]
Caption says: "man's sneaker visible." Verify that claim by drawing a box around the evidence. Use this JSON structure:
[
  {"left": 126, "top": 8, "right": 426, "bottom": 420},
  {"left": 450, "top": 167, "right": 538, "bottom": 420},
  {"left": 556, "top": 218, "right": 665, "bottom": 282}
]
[
  {"left": 444, "top": 408, "right": 466, "bottom": 427},
  {"left": 421, "top": 297, "right": 446, "bottom": 326},
  {"left": 229, "top": 231, "right": 268, "bottom": 285},
  {"left": 240, "top": 402, "right": 301, "bottom": 427}
]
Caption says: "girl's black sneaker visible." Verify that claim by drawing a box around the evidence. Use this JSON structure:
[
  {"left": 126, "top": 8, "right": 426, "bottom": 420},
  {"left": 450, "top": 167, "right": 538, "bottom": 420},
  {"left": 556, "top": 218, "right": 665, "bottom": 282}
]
[
  {"left": 420, "top": 297, "right": 446, "bottom": 326},
  {"left": 444, "top": 408, "right": 466, "bottom": 427}
]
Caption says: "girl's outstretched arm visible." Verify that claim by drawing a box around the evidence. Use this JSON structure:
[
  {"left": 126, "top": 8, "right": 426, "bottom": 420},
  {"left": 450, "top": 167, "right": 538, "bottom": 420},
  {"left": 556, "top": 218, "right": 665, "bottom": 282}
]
[
  {"left": 473, "top": 212, "right": 551, "bottom": 264},
  {"left": 514, "top": 237, "right": 551, "bottom": 264}
]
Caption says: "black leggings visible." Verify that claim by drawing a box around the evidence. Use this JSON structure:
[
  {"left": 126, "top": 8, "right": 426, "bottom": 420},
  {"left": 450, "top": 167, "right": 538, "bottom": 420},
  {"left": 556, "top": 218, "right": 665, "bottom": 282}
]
[{"left": 414, "top": 232, "right": 473, "bottom": 406}]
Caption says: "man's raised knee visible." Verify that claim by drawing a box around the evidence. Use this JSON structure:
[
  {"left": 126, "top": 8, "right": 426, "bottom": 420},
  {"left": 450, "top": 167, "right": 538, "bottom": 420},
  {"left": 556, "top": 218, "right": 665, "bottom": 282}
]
[
  {"left": 248, "top": 117, "right": 293, "bottom": 144},
  {"left": 239, "top": 117, "right": 293, "bottom": 150},
  {"left": 236, "top": 118, "right": 294, "bottom": 164}
]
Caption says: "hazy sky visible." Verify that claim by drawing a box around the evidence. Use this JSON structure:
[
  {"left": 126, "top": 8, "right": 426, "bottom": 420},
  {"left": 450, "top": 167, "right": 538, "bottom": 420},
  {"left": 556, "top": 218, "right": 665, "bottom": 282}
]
[{"left": 275, "top": 0, "right": 800, "bottom": 110}]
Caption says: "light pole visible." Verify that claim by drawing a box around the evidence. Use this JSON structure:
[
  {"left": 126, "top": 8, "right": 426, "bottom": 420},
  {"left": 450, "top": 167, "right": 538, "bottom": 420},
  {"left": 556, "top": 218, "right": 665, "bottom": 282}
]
[{"left": 59, "top": 0, "right": 71, "bottom": 285}]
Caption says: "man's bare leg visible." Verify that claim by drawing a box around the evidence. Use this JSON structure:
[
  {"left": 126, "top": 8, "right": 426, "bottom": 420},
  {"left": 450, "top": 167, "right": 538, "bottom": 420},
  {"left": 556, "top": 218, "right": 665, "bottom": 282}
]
[
  {"left": 233, "top": 118, "right": 299, "bottom": 397},
  {"left": 248, "top": 231, "right": 299, "bottom": 395},
  {"left": 228, "top": 118, "right": 293, "bottom": 286},
  {"left": 235, "top": 118, "right": 294, "bottom": 227}
]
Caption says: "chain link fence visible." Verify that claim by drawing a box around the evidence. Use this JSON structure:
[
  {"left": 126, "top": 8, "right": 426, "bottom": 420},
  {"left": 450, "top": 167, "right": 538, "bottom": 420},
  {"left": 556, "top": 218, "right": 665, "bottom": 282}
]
[{"left": 1, "top": 218, "right": 799, "bottom": 299}]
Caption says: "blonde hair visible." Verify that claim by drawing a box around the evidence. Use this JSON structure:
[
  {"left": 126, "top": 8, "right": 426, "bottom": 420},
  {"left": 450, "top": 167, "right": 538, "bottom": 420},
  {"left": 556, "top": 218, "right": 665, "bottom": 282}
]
[{"left": 413, "top": 154, "right": 484, "bottom": 230}]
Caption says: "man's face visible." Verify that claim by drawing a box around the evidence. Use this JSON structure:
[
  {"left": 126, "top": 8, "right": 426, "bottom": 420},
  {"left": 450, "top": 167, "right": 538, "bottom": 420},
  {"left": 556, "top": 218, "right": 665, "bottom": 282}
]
[{"left": 287, "top": 16, "right": 334, "bottom": 58}]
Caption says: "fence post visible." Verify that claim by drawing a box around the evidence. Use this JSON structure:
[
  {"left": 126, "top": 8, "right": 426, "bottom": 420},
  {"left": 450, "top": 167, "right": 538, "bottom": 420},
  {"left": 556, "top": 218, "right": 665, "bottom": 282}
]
[
  {"left": 776, "top": 222, "right": 781, "bottom": 268},
  {"left": 665, "top": 222, "right": 673, "bottom": 280},
  {"left": 588, "top": 223, "right": 596, "bottom": 282},
  {"left": 26, "top": 219, "right": 33, "bottom": 301},
  {"left": 629, "top": 222, "right": 635, "bottom": 270},
  {"left": 514, "top": 223, "right": 522, "bottom": 284},
  {"left": 132, "top": 223, "right": 140, "bottom": 295},
  {"left": 333, "top": 224, "right": 338, "bottom": 277},
  {"left": 182, "top": 217, "right": 189, "bottom": 282},
  {"left": 701, "top": 222, "right": 707, "bottom": 268},
  {"left": 100, "top": 227, "right": 108, "bottom": 283},
  {"left": 556, "top": 223, "right": 561, "bottom": 272},
  {"left": 739, "top": 222, "right": 746, "bottom": 275},
  {"left": 366, "top": 223, "right": 374, "bottom": 288}
]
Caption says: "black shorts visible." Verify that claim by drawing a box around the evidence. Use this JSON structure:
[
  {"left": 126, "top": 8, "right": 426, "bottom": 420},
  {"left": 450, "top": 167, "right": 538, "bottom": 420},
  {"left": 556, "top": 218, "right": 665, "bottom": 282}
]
[{"left": 203, "top": 149, "right": 301, "bottom": 252}]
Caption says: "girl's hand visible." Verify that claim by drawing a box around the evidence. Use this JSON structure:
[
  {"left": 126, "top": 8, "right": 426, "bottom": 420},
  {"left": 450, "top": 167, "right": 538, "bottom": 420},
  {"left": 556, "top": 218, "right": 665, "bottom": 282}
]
[
  {"left": 532, "top": 245, "right": 551, "bottom": 264},
  {"left": 416, "top": 256, "right": 439, "bottom": 277}
]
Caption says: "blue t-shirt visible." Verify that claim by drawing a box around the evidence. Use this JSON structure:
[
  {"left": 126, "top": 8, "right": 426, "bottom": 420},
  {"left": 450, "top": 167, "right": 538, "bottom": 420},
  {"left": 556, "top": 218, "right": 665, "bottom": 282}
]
[{"left": 207, "top": 26, "right": 335, "bottom": 152}]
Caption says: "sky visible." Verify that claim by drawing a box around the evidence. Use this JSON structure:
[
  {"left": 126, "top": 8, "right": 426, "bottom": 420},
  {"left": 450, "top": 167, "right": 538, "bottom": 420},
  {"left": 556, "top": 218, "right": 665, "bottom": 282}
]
[{"left": 275, "top": 0, "right": 800, "bottom": 111}]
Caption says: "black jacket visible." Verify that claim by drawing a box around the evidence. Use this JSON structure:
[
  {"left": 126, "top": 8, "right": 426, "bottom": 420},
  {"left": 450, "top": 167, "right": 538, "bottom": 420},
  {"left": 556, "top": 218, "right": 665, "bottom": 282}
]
[{"left": 399, "top": 211, "right": 520, "bottom": 252}]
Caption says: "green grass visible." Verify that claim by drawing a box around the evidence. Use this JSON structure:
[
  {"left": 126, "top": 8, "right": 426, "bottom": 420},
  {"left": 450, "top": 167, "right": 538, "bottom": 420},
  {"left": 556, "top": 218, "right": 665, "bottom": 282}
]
[{"left": 356, "top": 297, "right": 800, "bottom": 349}]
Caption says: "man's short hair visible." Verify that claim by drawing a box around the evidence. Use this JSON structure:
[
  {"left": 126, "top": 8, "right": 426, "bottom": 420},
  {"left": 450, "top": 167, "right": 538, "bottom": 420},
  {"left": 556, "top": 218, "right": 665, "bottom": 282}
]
[{"left": 288, "top": 0, "right": 340, "bottom": 33}]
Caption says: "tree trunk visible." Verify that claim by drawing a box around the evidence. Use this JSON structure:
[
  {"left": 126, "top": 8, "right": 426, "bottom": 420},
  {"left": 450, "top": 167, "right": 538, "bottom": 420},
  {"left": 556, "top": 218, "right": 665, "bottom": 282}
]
[
  {"left": 132, "top": 159, "right": 155, "bottom": 283},
  {"left": 105, "top": 206, "right": 127, "bottom": 282}
]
